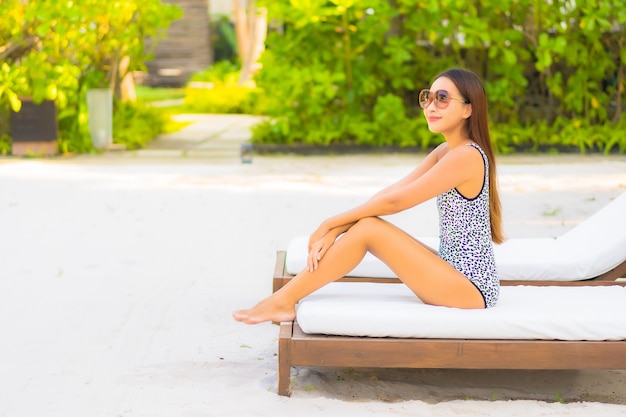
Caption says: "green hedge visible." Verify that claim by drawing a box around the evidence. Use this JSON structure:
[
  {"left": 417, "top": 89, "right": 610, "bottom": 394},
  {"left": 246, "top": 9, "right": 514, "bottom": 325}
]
[{"left": 251, "top": 0, "right": 626, "bottom": 153}]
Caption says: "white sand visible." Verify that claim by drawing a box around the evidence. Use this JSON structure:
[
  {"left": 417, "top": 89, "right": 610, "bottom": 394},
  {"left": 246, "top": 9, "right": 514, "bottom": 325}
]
[{"left": 0, "top": 153, "right": 625, "bottom": 417}]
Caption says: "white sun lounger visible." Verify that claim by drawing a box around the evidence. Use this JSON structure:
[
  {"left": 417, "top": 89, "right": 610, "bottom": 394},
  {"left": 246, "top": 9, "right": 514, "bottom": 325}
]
[
  {"left": 277, "top": 282, "right": 626, "bottom": 396},
  {"left": 272, "top": 193, "right": 626, "bottom": 396},
  {"left": 275, "top": 192, "right": 626, "bottom": 291}
]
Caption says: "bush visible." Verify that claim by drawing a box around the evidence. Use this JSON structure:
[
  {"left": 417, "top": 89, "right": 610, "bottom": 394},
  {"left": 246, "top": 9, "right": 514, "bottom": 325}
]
[
  {"left": 135, "top": 86, "right": 185, "bottom": 103},
  {"left": 492, "top": 118, "right": 626, "bottom": 155},
  {"left": 250, "top": 0, "right": 626, "bottom": 152},
  {"left": 112, "top": 102, "right": 165, "bottom": 150},
  {"left": 184, "top": 84, "right": 258, "bottom": 114},
  {"left": 184, "top": 61, "right": 264, "bottom": 114}
]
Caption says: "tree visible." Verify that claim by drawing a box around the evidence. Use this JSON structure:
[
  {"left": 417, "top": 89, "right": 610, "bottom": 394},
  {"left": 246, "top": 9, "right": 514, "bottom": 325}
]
[{"left": 0, "top": 0, "right": 182, "bottom": 152}]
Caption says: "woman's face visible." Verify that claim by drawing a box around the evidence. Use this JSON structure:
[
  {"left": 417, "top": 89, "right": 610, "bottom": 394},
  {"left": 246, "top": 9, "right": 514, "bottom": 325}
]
[{"left": 422, "top": 76, "right": 471, "bottom": 136}]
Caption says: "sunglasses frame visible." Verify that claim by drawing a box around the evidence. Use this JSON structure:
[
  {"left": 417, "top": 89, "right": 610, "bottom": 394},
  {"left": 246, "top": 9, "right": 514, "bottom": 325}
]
[{"left": 419, "top": 89, "right": 470, "bottom": 109}]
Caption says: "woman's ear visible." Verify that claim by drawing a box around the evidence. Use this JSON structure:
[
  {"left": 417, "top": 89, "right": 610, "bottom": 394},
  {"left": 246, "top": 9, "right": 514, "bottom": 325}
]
[{"left": 463, "top": 104, "right": 472, "bottom": 119}]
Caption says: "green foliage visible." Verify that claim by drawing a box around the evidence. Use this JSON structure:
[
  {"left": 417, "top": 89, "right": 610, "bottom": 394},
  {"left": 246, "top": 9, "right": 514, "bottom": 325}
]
[
  {"left": 492, "top": 117, "right": 626, "bottom": 154},
  {"left": 0, "top": 103, "right": 10, "bottom": 155},
  {"left": 184, "top": 85, "right": 259, "bottom": 114},
  {"left": 135, "top": 86, "right": 185, "bottom": 103},
  {"left": 112, "top": 102, "right": 165, "bottom": 150},
  {"left": 189, "top": 61, "right": 242, "bottom": 84},
  {"left": 372, "top": 94, "right": 423, "bottom": 147},
  {"left": 212, "top": 15, "right": 238, "bottom": 62},
  {"left": 184, "top": 62, "right": 264, "bottom": 114},
  {"left": 0, "top": 0, "right": 182, "bottom": 153},
  {"left": 252, "top": 0, "right": 626, "bottom": 152}
]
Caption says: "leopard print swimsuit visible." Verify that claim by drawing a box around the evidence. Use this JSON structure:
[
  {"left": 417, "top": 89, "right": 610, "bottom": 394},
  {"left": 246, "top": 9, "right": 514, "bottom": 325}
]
[{"left": 437, "top": 142, "right": 499, "bottom": 308}]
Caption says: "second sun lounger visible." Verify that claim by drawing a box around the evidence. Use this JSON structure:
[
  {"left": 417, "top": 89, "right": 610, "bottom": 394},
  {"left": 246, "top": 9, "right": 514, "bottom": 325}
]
[{"left": 275, "top": 193, "right": 626, "bottom": 291}]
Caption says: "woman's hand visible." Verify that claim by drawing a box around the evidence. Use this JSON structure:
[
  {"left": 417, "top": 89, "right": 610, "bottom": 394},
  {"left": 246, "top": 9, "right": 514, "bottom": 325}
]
[
  {"left": 306, "top": 232, "right": 336, "bottom": 272},
  {"left": 307, "top": 222, "right": 331, "bottom": 252},
  {"left": 306, "top": 220, "right": 356, "bottom": 272}
]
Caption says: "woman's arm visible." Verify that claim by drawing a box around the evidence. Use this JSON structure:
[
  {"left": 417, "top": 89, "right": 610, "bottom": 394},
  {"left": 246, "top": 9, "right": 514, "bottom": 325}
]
[
  {"left": 370, "top": 143, "right": 444, "bottom": 199},
  {"left": 307, "top": 146, "right": 441, "bottom": 246},
  {"left": 317, "top": 144, "right": 482, "bottom": 233},
  {"left": 306, "top": 144, "right": 481, "bottom": 270}
]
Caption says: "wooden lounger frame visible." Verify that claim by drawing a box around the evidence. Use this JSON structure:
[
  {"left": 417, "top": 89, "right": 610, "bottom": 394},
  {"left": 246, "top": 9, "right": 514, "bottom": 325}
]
[
  {"left": 272, "top": 251, "right": 626, "bottom": 293},
  {"left": 278, "top": 321, "right": 626, "bottom": 396},
  {"left": 272, "top": 250, "right": 626, "bottom": 396}
]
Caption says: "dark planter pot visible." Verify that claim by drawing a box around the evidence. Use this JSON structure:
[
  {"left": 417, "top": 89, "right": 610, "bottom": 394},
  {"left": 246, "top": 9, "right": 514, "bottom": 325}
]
[{"left": 10, "top": 98, "right": 58, "bottom": 156}]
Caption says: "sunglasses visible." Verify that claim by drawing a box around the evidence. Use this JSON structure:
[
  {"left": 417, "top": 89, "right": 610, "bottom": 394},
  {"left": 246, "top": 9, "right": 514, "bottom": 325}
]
[{"left": 419, "top": 89, "right": 470, "bottom": 109}]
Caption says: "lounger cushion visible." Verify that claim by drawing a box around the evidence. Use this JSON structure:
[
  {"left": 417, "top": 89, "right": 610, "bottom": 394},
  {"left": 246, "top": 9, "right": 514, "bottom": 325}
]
[
  {"left": 286, "top": 193, "right": 626, "bottom": 281},
  {"left": 296, "top": 283, "right": 626, "bottom": 341}
]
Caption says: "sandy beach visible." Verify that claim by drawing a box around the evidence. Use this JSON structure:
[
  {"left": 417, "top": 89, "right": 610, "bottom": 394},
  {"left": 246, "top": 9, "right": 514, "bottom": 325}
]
[{"left": 0, "top": 152, "right": 625, "bottom": 417}]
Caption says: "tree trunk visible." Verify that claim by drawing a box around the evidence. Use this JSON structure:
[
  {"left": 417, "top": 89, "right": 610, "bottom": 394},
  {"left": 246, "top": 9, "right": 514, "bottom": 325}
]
[
  {"left": 233, "top": 0, "right": 248, "bottom": 63},
  {"left": 119, "top": 56, "right": 137, "bottom": 103},
  {"left": 233, "top": 0, "right": 266, "bottom": 85}
]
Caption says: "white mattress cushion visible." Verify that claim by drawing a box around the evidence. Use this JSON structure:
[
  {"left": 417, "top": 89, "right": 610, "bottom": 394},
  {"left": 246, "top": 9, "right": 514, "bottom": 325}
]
[
  {"left": 296, "top": 282, "right": 626, "bottom": 341},
  {"left": 285, "top": 192, "right": 626, "bottom": 281}
]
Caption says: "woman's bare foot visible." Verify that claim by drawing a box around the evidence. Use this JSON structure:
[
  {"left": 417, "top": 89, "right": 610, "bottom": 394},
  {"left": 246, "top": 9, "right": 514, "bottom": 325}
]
[{"left": 232, "top": 296, "right": 296, "bottom": 324}]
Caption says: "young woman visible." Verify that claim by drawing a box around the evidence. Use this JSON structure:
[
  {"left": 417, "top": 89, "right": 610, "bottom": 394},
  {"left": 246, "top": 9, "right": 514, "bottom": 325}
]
[{"left": 233, "top": 68, "right": 504, "bottom": 325}]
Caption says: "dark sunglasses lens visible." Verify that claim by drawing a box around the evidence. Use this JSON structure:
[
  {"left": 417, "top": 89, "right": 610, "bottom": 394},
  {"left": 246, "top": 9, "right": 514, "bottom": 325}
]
[
  {"left": 420, "top": 90, "right": 452, "bottom": 108},
  {"left": 419, "top": 90, "right": 430, "bottom": 108},
  {"left": 435, "top": 90, "right": 449, "bottom": 103}
]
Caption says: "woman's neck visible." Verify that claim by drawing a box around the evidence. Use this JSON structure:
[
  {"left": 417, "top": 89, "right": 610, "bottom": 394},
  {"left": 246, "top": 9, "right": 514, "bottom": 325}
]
[{"left": 443, "top": 130, "right": 471, "bottom": 149}]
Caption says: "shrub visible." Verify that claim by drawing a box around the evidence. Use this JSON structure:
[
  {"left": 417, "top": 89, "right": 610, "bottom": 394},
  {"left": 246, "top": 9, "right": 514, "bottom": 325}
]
[
  {"left": 492, "top": 118, "right": 626, "bottom": 155},
  {"left": 250, "top": 0, "right": 626, "bottom": 152},
  {"left": 112, "top": 102, "right": 165, "bottom": 150},
  {"left": 184, "top": 61, "right": 264, "bottom": 114}
]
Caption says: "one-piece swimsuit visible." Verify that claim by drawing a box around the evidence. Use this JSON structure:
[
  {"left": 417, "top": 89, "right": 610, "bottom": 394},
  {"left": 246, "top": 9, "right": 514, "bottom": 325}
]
[{"left": 437, "top": 142, "right": 500, "bottom": 308}]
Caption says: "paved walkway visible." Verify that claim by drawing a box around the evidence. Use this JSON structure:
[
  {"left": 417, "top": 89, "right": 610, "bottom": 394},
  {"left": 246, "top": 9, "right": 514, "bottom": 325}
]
[{"left": 138, "top": 113, "right": 264, "bottom": 159}]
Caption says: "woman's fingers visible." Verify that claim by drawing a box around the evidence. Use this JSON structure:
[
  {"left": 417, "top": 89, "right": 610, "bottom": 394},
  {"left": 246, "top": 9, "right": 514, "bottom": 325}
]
[
  {"left": 306, "top": 231, "right": 337, "bottom": 272},
  {"left": 312, "top": 251, "right": 319, "bottom": 271},
  {"left": 316, "top": 243, "right": 328, "bottom": 262},
  {"left": 307, "top": 242, "right": 325, "bottom": 272},
  {"left": 306, "top": 246, "right": 316, "bottom": 272},
  {"left": 306, "top": 251, "right": 312, "bottom": 271}
]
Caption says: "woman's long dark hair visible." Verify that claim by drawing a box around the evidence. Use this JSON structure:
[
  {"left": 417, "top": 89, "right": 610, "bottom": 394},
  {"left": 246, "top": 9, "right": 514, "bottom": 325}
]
[{"left": 435, "top": 68, "right": 504, "bottom": 244}]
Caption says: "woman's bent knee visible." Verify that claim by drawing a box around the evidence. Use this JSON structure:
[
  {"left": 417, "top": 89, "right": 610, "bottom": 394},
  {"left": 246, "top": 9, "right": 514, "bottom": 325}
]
[
  {"left": 352, "top": 216, "right": 385, "bottom": 230},
  {"left": 346, "top": 217, "right": 388, "bottom": 240}
]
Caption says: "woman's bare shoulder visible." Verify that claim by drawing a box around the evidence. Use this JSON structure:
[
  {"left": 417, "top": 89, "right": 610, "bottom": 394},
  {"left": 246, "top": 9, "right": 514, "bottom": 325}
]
[
  {"left": 432, "top": 142, "right": 449, "bottom": 161},
  {"left": 434, "top": 143, "right": 484, "bottom": 177}
]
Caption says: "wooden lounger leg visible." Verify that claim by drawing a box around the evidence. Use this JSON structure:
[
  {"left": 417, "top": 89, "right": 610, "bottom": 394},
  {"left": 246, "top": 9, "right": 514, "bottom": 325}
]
[
  {"left": 273, "top": 251, "right": 290, "bottom": 293},
  {"left": 278, "top": 322, "right": 293, "bottom": 396}
]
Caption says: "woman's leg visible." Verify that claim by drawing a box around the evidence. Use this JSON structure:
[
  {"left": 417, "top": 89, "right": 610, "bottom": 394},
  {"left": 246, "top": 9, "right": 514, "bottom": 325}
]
[{"left": 232, "top": 217, "right": 484, "bottom": 324}]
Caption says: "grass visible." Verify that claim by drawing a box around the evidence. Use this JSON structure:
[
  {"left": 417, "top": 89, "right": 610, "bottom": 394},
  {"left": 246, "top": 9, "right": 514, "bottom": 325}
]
[
  {"left": 555, "top": 389, "right": 565, "bottom": 403},
  {"left": 135, "top": 85, "right": 185, "bottom": 103},
  {"left": 542, "top": 206, "right": 562, "bottom": 216}
]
